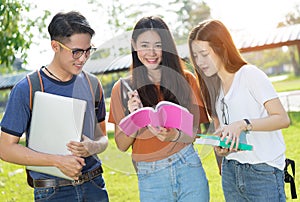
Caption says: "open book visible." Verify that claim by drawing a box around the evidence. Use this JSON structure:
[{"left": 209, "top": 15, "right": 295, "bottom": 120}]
[
  {"left": 119, "top": 101, "right": 194, "bottom": 137},
  {"left": 195, "top": 134, "right": 253, "bottom": 151}
]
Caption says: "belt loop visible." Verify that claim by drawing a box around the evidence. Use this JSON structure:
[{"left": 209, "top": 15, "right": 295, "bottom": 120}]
[
  {"left": 178, "top": 150, "right": 186, "bottom": 164},
  {"left": 179, "top": 144, "right": 192, "bottom": 163}
]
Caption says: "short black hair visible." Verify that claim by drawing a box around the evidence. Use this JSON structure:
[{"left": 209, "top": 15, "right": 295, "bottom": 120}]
[{"left": 48, "top": 11, "right": 95, "bottom": 42}]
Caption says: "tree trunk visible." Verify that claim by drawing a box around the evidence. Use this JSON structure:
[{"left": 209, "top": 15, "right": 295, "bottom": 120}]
[{"left": 292, "top": 44, "right": 300, "bottom": 76}]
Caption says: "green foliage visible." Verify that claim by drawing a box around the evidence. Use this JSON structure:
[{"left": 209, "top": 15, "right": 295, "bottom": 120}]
[
  {"left": 242, "top": 47, "right": 291, "bottom": 71},
  {"left": 169, "top": 0, "right": 211, "bottom": 42},
  {"left": 0, "top": 0, "right": 50, "bottom": 73},
  {"left": 277, "top": 4, "right": 300, "bottom": 76}
]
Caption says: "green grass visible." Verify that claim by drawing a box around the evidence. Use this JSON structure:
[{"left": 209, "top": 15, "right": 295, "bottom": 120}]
[
  {"left": 1, "top": 113, "right": 299, "bottom": 201},
  {"left": 271, "top": 74, "right": 300, "bottom": 92},
  {"left": 0, "top": 75, "right": 299, "bottom": 201}
]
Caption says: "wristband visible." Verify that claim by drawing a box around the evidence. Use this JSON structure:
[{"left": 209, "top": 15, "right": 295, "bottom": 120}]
[{"left": 171, "top": 130, "right": 181, "bottom": 142}]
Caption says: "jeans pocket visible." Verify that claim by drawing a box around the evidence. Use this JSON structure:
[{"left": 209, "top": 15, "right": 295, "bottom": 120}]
[
  {"left": 249, "top": 163, "right": 275, "bottom": 175},
  {"left": 91, "top": 175, "right": 106, "bottom": 189},
  {"left": 185, "top": 151, "right": 202, "bottom": 168},
  {"left": 34, "top": 187, "right": 56, "bottom": 201}
]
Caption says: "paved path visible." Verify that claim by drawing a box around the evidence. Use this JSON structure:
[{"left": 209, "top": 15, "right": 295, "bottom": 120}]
[{"left": 278, "top": 90, "right": 300, "bottom": 112}]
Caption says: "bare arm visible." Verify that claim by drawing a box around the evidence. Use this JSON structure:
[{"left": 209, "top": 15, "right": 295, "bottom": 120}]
[
  {"left": 67, "top": 120, "right": 108, "bottom": 157},
  {"left": 114, "top": 124, "right": 136, "bottom": 152},
  {"left": 0, "top": 131, "right": 85, "bottom": 180},
  {"left": 249, "top": 98, "right": 290, "bottom": 131},
  {"left": 216, "top": 97, "right": 290, "bottom": 150}
]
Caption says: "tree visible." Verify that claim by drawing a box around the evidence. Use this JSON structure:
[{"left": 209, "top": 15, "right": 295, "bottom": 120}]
[
  {"left": 0, "top": 0, "right": 50, "bottom": 74},
  {"left": 278, "top": 4, "right": 300, "bottom": 76},
  {"left": 169, "top": 0, "right": 211, "bottom": 43}
]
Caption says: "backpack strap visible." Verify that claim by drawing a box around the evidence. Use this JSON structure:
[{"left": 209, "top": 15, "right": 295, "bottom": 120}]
[
  {"left": 25, "top": 69, "right": 44, "bottom": 188},
  {"left": 82, "top": 70, "right": 102, "bottom": 116},
  {"left": 284, "top": 158, "right": 297, "bottom": 199},
  {"left": 26, "top": 69, "right": 44, "bottom": 111}
]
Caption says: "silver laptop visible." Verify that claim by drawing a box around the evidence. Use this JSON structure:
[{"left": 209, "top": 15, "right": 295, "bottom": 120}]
[{"left": 27, "top": 91, "right": 87, "bottom": 180}]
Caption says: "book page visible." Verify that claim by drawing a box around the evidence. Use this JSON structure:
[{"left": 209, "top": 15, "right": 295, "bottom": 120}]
[{"left": 119, "top": 101, "right": 194, "bottom": 137}]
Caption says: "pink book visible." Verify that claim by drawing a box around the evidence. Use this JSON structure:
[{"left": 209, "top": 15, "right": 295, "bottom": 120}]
[{"left": 119, "top": 101, "right": 194, "bottom": 137}]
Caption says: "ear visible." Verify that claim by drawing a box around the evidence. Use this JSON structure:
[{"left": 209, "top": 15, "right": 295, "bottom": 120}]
[
  {"left": 131, "top": 39, "right": 137, "bottom": 51},
  {"left": 51, "top": 40, "right": 60, "bottom": 53}
]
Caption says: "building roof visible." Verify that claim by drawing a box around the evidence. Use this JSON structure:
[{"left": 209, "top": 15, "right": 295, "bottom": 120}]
[
  {"left": 1, "top": 24, "right": 300, "bottom": 89},
  {"left": 83, "top": 23, "right": 300, "bottom": 75},
  {"left": 0, "top": 71, "right": 29, "bottom": 90}
]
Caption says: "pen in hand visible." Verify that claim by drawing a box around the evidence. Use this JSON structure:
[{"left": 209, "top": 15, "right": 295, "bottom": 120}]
[
  {"left": 120, "top": 78, "right": 143, "bottom": 109},
  {"left": 120, "top": 78, "right": 134, "bottom": 92}
]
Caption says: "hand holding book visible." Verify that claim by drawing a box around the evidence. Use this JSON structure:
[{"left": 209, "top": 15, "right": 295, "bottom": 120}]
[
  {"left": 119, "top": 101, "right": 194, "bottom": 137},
  {"left": 195, "top": 134, "right": 253, "bottom": 151}
]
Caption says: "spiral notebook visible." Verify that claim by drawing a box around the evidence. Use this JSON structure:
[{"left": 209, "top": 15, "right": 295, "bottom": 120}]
[{"left": 26, "top": 91, "right": 87, "bottom": 180}]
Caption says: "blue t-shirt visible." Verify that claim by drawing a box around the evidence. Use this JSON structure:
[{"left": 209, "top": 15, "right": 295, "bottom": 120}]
[{"left": 0, "top": 67, "right": 106, "bottom": 180}]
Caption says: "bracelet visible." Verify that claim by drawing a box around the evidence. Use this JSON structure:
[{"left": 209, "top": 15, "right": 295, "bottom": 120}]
[
  {"left": 171, "top": 130, "right": 182, "bottom": 142},
  {"left": 131, "top": 131, "right": 138, "bottom": 138}
]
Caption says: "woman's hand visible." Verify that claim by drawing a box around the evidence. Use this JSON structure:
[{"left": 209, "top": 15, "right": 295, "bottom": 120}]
[
  {"left": 127, "top": 90, "right": 142, "bottom": 113},
  {"left": 214, "top": 146, "right": 231, "bottom": 156},
  {"left": 214, "top": 120, "right": 246, "bottom": 151},
  {"left": 148, "top": 126, "right": 180, "bottom": 142}
]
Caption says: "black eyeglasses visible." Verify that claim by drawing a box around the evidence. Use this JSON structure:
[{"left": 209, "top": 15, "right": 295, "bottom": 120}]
[
  {"left": 56, "top": 41, "right": 96, "bottom": 59},
  {"left": 221, "top": 97, "right": 229, "bottom": 125}
]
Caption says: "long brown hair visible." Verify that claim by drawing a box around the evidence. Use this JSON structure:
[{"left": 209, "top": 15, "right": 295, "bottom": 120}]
[
  {"left": 188, "top": 19, "right": 247, "bottom": 117},
  {"left": 130, "top": 16, "right": 192, "bottom": 109}
]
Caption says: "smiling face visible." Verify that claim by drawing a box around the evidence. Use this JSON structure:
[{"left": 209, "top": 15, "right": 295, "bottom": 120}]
[
  {"left": 191, "top": 40, "right": 222, "bottom": 77},
  {"left": 133, "top": 30, "right": 162, "bottom": 70},
  {"left": 53, "top": 33, "right": 92, "bottom": 76}
]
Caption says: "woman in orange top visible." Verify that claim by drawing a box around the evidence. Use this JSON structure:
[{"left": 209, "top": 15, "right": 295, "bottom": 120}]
[{"left": 108, "top": 16, "right": 209, "bottom": 202}]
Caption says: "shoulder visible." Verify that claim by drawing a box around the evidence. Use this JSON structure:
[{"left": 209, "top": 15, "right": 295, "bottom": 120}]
[
  {"left": 183, "top": 70, "right": 197, "bottom": 81},
  {"left": 11, "top": 75, "right": 31, "bottom": 96},
  {"left": 82, "top": 71, "right": 99, "bottom": 83},
  {"left": 239, "top": 64, "right": 266, "bottom": 75},
  {"left": 238, "top": 64, "right": 269, "bottom": 81},
  {"left": 111, "top": 79, "right": 121, "bottom": 94},
  {"left": 183, "top": 70, "right": 199, "bottom": 89}
]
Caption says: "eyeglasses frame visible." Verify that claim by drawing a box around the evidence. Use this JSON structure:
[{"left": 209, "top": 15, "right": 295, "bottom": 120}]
[
  {"left": 220, "top": 97, "right": 230, "bottom": 125},
  {"left": 55, "top": 41, "right": 96, "bottom": 59}
]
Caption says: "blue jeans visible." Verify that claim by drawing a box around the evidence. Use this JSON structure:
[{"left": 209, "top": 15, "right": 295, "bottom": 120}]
[
  {"left": 136, "top": 144, "right": 209, "bottom": 202},
  {"left": 34, "top": 175, "right": 109, "bottom": 202},
  {"left": 222, "top": 158, "right": 286, "bottom": 202}
]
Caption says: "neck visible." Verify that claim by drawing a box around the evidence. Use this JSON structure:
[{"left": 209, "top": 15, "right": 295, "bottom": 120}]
[
  {"left": 148, "top": 69, "right": 161, "bottom": 83},
  {"left": 44, "top": 65, "right": 73, "bottom": 82},
  {"left": 219, "top": 70, "right": 235, "bottom": 95}
]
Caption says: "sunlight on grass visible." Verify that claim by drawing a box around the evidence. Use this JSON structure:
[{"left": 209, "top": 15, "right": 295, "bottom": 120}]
[
  {"left": 271, "top": 74, "right": 300, "bottom": 92},
  {"left": 1, "top": 112, "right": 299, "bottom": 202}
]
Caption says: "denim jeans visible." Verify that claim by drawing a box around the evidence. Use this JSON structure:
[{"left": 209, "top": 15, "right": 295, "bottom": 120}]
[
  {"left": 34, "top": 175, "right": 109, "bottom": 202},
  {"left": 136, "top": 144, "right": 209, "bottom": 202},
  {"left": 222, "top": 158, "right": 286, "bottom": 202}
]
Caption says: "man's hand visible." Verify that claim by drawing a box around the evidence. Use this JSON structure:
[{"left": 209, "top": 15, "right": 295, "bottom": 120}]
[{"left": 55, "top": 155, "right": 85, "bottom": 180}]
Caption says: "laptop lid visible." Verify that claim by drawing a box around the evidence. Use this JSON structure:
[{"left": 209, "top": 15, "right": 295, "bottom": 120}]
[{"left": 27, "top": 91, "right": 87, "bottom": 180}]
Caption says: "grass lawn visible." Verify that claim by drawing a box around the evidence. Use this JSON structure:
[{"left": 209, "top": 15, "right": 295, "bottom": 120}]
[
  {"left": 0, "top": 75, "right": 299, "bottom": 201},
  {"left": 0, "top": 112, "right": 299, "bottom": 201}
]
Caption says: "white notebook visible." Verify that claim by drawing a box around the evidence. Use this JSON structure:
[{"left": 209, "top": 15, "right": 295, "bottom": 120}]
[{"left": 27, "top": 91, "right": 87, "bottom": 180}]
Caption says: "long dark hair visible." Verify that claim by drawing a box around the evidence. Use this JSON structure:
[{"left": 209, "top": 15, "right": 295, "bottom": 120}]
[
  {"left": 130, "top": 16, "right": 191, "bottom": 109},
  {"left": 188, "top": 19, "right": 247, "bottom": 117}
]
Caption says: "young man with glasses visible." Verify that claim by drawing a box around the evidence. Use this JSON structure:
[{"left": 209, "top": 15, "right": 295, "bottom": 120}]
[{"left": 0, "top": 11, "right": 109, "bottom": 201}]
